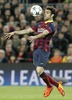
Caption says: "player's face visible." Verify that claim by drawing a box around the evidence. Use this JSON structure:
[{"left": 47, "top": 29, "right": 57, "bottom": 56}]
[{"left": 44, "top": 9, "right": 52, "bottom": 21}]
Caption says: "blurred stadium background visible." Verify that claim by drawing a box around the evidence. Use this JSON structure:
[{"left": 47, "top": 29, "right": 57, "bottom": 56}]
[{"left": 0, "top": 0, "right": 72, "bottom": 100}]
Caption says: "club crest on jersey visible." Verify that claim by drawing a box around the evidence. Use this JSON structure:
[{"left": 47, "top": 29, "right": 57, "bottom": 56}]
[{"left": 37, "top": 28, "right": 45, "bottom": 32}]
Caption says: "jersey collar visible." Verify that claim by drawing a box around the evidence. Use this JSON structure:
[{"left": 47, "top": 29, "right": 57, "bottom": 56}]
[{"left": 45, "top": 20, "right": 53, "bottom": 23}]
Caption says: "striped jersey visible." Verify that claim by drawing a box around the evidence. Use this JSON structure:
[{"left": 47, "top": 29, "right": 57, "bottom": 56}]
[{"left": 32, "top": 20, "right": 56, "bottom": 51}]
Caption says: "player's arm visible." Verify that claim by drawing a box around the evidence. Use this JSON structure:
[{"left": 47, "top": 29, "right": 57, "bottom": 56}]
[
  {"left": 15, "top": 28, "right": 34, "bottom": 35},
  {"left": 34, "top": 29, "right": 49, "bottom": 39},
  {"left": 28, "top": 29, "right": 49, "bottom": 42},
  {"left": 4, "top": 28, "right": 34, "bottom": 39}
]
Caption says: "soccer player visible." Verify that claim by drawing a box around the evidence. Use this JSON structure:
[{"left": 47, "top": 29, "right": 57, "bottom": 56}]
[{"left": 4, "top": 6, "right": 65, "bottom": 97}]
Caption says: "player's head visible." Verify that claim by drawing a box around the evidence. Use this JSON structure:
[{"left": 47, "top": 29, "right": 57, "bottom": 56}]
[{"left": 44, "top": 6, "right": 56, "bottom": 21}]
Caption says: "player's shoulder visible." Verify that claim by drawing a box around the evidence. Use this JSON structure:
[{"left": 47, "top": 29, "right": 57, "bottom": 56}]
[
  {"left": 48, "top": 22, "right": 56, "bottom": 31},
  {"left": 49, "top": 22, "right": 56, "bottom": 28},
  {"left": 37, "top": 20, "right": 44, "bottom": 24},
  {"left": 35, "top": 20, "right": 44, "bottom": 27}
]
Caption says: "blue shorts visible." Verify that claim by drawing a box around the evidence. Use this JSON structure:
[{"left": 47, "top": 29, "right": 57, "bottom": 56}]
[{"left": 33, "top": 49, "right": 50, "bottom": 67}]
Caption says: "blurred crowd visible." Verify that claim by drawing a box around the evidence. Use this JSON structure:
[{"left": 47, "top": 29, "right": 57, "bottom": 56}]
[{"left": 0, "top": 0, "right": 72, "bottom": 63}]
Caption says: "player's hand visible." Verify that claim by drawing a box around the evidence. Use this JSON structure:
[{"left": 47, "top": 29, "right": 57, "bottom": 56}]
[
  {"left": 28, "top": 36, "right": 36, "bottom": 42},
  {"left": 4, "top": 31, "right": 15, "bottom": 40}
]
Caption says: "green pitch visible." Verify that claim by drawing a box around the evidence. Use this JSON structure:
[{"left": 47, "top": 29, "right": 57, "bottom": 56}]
[{"left": 0, "top": 86, "right": 72, "bottom": 100}]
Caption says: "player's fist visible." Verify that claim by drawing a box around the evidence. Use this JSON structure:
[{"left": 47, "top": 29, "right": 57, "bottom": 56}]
[{"left": 28, "top": 36, "right": 36, "bottom": 42}]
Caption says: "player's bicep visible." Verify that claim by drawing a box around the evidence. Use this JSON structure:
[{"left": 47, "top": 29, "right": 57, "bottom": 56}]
[
  {"left": 25, "top": 27, "right": 34, "bottom": 34},
  {"left": 29, "top": 28, "right": 34, "bottom": 32}
]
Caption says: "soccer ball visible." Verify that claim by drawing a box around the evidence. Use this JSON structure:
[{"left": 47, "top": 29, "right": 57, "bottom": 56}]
[{"left": 30, "top": 5, "right": 43, "bottom": 17}]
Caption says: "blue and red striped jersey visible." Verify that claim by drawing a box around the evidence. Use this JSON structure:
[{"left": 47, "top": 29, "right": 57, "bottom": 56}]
[{"left": 32, "top": 20, "right": 56, "bottom": 51}]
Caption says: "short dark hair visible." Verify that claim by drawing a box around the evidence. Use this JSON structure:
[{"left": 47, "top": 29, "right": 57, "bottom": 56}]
[{"left": 46, "top": 6, "right": 56, "bottom": 16}]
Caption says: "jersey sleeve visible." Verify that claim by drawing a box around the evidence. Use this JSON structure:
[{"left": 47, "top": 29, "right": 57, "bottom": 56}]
[
  {"left": 46, "top": 23, "right": 56, "bottom": 33},
  {"left": 32, "top": 23, "right": 39, "bottom": 32}
]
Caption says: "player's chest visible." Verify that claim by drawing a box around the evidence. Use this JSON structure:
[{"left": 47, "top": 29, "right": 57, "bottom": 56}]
[{"left": 37, "top": 22, "right": 48, "bottom": 33}]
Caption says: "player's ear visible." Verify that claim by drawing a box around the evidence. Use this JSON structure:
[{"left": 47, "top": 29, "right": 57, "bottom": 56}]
[{"left": 51, "top": 14, "right": 54, "bottom": 18}]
